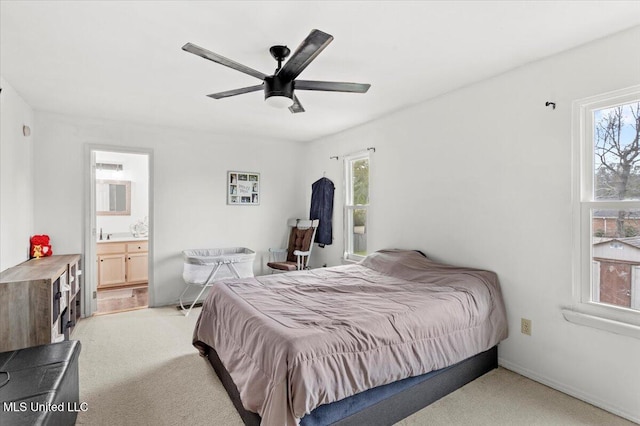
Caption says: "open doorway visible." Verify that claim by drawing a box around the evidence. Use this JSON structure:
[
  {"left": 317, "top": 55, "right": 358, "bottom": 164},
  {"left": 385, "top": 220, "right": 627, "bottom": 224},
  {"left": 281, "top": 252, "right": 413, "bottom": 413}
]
[{"left": 84, "top": 147, "right": 152, "bottom": 316}]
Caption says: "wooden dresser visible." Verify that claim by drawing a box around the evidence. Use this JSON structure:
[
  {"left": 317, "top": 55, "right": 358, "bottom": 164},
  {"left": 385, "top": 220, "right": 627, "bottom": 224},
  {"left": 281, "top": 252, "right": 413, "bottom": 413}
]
[{"left": 0, "top": 254, "right": 82, "bottom": 352}]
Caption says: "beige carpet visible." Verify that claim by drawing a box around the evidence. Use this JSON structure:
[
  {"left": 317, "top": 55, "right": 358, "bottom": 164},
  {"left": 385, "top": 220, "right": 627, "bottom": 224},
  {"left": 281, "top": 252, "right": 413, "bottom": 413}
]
[{"left": 72, "top": 307, "right": 634, "bottom": 426}]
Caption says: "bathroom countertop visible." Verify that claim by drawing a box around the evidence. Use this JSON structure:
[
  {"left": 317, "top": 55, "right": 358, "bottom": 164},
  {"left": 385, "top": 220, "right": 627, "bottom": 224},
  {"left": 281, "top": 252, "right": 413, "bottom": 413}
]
[{"left": 97, "top": 236, "right": 148, "bottom": 243}]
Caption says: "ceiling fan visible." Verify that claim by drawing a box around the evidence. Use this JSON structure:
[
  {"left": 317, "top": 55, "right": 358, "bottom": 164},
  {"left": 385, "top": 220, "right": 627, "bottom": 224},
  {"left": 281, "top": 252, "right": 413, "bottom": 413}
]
[{"left": 182, "top": 29, "right": 371, "bottom": 113}]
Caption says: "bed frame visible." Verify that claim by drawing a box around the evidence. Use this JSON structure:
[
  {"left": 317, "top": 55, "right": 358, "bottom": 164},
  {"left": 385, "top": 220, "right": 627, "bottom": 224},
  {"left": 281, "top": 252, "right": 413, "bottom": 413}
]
[{"left": 203, "top": 344, "right": 498, "bottom": 426}]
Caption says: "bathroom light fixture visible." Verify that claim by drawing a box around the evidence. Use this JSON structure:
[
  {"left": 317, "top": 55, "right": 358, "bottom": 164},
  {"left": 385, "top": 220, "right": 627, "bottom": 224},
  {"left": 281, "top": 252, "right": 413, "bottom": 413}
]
[{"left": 96, "top": 162, "right": 123, "bottom": 172}]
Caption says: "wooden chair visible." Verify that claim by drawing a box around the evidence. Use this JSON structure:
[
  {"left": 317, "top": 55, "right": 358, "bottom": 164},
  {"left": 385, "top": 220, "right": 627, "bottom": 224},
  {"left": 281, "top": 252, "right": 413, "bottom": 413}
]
[{"left": 267, "top": 219, "right": 319, "bottom": 272}]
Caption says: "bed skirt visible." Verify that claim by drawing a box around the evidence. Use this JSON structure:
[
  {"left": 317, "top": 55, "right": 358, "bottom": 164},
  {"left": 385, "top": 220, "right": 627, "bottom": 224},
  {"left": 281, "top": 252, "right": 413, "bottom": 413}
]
[{"left": 203, "top": 344, "right": 498, "bottom": 426}]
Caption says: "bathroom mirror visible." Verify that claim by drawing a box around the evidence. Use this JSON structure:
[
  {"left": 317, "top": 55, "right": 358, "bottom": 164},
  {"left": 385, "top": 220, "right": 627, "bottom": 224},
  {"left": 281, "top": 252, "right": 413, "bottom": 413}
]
[{"left": 96, "top": 179, "right": 131, "bottom": 215}]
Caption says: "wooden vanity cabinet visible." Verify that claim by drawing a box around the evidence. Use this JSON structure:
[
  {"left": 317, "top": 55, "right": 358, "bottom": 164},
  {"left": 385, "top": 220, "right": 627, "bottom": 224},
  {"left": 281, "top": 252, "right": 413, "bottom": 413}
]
[
  {"left": 97, "top": 253, "right": 126, "bottom": 286},
  {"left": 97, "top": 241, "right": 148, "bottom": 288}
]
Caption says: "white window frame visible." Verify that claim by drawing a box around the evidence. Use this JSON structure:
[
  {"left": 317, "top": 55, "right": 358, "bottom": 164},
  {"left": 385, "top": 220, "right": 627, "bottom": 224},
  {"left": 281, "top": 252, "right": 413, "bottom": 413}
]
[
  {"left": 344, "top": 152, "right": 370, "bottom": 262},
  {"left": 565, "top": 85, "right": 640, "bottom": 339}
]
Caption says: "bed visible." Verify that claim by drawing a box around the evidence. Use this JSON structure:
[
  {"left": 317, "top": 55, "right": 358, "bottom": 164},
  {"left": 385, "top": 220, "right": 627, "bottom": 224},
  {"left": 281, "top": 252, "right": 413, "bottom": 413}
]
[{"left": 193, "top": 249, "right": 508, "bottom": 425}]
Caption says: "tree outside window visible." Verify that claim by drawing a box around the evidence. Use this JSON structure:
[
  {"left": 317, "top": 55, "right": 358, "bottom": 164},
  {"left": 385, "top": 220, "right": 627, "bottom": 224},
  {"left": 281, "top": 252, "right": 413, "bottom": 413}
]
[
  {"left": 345, "top": 154, "right": 369, "bottom": 259},
  {"left": 352, "top": 159, "right": 369, "bottom": 228},
  {"left": 591, "top": 100, "right": 640, "bottom": 311}
]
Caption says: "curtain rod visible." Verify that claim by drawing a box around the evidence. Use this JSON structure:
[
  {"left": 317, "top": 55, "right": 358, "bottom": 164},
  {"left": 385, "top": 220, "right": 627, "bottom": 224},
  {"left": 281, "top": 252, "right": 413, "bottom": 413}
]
[{"left": 329, "top": 147, "right": 375, "bottom": 160}]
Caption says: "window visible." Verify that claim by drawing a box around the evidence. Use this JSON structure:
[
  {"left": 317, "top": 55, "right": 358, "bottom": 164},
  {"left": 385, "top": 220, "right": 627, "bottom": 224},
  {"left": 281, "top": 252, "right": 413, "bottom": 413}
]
[
  {"left": 344, "top": 153, "right": 370, "bottom": 261},
  {"left": 567, "top": 86, "right": 640, "bottom": 338}
]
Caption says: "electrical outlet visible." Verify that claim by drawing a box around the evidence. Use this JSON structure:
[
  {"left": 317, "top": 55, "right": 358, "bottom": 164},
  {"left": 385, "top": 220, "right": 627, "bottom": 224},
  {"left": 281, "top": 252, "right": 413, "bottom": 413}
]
[{"left": 521, "top": 318, "right": 532, "bottom": 336}]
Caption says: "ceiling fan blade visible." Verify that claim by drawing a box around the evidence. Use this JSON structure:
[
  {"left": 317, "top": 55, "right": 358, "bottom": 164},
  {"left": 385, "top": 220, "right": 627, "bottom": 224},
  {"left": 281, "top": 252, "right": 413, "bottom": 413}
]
[
  {"left": 288, "top": 95, "right": 305, "bottom": 113},
  {"left": 207, "top": 84, "right": 264, "bottom": 99},
  {"left": 277, "top": 29, "right": 333, "bottom": 81},
  {"left": 182, "top": 43, "right": 267, "bottom": 81},
  {"left": 295, "top": 80, "right": 371, "bottom": 93}
]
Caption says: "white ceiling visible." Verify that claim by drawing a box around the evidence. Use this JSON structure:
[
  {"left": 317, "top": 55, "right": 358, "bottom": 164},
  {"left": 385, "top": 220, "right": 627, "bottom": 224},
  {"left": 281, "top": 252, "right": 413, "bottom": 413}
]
[{"left": 2, "top": 1, "right": 640, "bottom": 142}]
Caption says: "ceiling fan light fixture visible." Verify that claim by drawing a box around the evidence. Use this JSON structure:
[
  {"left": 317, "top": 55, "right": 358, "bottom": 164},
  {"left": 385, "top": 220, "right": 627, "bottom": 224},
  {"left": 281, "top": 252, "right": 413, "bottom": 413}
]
[
  {"left": 265, "top": 94, "right": 294, "bottom": 108},
  {"left": 264, "top": 76, "right": 294, "bottom": 108}
]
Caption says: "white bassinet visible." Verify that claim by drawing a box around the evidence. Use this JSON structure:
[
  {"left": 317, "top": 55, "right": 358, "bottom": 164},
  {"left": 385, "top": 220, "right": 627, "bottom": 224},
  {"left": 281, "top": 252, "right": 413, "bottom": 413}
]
[{"left": 180, "top": 247, "right": 255, "bottom": 316}]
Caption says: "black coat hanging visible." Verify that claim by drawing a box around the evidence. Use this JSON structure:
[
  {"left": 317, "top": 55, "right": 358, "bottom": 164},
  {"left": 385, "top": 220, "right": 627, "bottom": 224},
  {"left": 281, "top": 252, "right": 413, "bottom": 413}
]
[{"left": 310, "top": 177, "right": 334, "bottom": 247}]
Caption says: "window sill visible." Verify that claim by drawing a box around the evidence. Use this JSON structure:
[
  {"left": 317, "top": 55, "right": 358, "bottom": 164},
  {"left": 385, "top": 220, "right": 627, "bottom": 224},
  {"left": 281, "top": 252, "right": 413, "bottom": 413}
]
[
  {"left": 561, "top": 308, "right": 640, "bottom": 339},
  {"left": 341, "top": 256, "right": 363, "bottom": 265}
]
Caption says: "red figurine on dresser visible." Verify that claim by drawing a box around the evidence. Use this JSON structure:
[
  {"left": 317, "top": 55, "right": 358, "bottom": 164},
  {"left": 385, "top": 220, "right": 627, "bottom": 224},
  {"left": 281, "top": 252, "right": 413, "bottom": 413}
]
[{"left": 30, "top": 234, "right": 53, "bottom": 258}]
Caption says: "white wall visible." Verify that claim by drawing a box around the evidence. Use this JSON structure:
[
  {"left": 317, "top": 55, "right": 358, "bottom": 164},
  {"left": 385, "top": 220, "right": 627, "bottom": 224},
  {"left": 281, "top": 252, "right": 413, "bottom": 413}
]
[
  {"left": 32, "top": 111, "right": 306, "bottom": 306},
  {"left": 95, "top": 151, "right": 149, "bottom": 237},
  {"left": 0, "top": 77, "right": 35, "bottom": 270},
  {"left": 303, "top": 26, "right": 640, "bottom": 422}
]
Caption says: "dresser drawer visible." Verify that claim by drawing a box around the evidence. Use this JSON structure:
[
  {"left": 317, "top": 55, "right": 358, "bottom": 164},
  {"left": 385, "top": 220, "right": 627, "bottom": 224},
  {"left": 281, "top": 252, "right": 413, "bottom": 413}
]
[
  {"left": 97, "top": 242, "right": 126, "bottom": 254},
  {"left": 127, "top": 242, "right": 148, "bottom": 253}
]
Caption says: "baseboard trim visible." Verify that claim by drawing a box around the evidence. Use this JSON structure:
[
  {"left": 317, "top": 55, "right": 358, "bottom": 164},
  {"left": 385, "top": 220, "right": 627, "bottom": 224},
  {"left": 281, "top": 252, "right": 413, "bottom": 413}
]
[{"left": 498, "top": 357, "right": 639, "bottom": 424}]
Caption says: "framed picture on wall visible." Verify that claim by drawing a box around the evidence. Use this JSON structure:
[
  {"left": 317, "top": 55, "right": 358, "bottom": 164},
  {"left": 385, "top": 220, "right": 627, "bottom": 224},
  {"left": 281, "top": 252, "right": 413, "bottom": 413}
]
[{"left": 228, "top": 171, "right": 260, "bottom": 205}]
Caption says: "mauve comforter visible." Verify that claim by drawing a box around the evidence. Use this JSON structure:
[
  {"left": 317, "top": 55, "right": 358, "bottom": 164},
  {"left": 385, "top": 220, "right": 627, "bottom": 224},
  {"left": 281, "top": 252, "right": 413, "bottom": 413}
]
[{"left": 193, "top": 250, "right": 508, "bottom": 426}]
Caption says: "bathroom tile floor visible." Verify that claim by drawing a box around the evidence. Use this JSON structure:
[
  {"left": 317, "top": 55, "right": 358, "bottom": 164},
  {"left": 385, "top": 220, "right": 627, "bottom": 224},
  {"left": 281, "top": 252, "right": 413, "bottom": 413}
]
[{"left": 96, "top": 285, "right": 148, "bottom": 315}]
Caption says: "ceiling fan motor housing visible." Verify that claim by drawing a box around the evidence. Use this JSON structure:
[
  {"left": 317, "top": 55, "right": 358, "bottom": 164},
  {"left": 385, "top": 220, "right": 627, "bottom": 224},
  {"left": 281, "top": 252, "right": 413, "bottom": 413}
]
[{"left": 264, "top": 76, "right": 293, "bottom": 101}]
